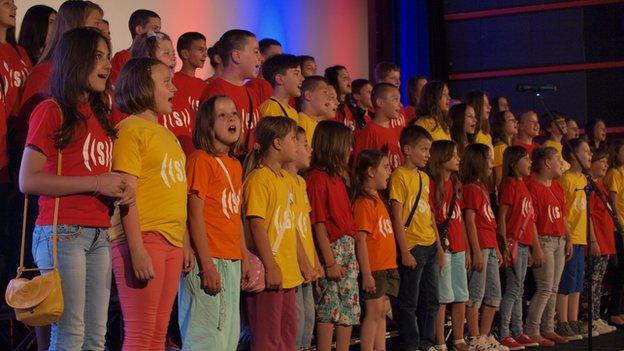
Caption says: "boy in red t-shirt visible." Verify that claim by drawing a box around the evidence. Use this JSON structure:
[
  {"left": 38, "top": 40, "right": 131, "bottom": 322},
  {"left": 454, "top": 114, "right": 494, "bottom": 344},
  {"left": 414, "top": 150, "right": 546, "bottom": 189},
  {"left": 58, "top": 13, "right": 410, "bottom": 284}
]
[
  {"left": 245, "top": 38, "right": 281, "bottom": 105},
  {"left": 200, "top": 29, "right": 262, "bottom": 151},
  {"left": 165, "top": 32, "right": 208, "bottom": 155},
  {"left": 353, "top": 83, "right": 403, "bottom": 170},
  {"left": 111, "top": 9, "right": 161, "bottom": 85}
]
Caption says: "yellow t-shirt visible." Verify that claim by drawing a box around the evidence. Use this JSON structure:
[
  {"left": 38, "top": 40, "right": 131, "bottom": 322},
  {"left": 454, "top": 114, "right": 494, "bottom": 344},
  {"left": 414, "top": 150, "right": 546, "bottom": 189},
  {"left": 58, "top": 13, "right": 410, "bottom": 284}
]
[
  {"left": 543, "top": 139, "right": 570, "bottom": 171},
  {"left": 605, "top": 167, "right": 624, "bottom": 225},
  {"left": 389, "top": 167, "right": 436, "bottom": 247},
  {"left": 110, "top": 116, "right": 187, "bottom": 247},
  {"left": 259, "top": 97, "right": 298, "bottom": 121},
  {"left": 297, "top": 112, "right": 319, "bottom": 146},
  {"left": 475, "top": 131, "right": 494, "bottom": 152},
  {"left": 244, "top": 166, "right": 303, "bottom": 289},
  {"left": 415, "top": 116, "right": 451, "bottom": 141},
  {"left": 559, "top": 170, "right": 588, "bottom": 245},
  {"left": 493, "top": 143, "right": 507, "bottom": 168},
  {"left": 286, "top": 173, "right": 316, "bottom": 267}
]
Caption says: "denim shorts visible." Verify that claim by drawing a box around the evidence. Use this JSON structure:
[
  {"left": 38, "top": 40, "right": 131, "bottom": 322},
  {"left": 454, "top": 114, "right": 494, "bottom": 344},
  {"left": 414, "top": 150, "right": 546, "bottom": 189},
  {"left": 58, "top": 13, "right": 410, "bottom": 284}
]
[
  {"left": 558, "top": 244, "right": 585, "bottom": 294},
  {"left": 438, "top": 251, "right": 469, "bottom": 304},
  {"left": 467, "top": 248, "right": 502, "bottom": 309}
]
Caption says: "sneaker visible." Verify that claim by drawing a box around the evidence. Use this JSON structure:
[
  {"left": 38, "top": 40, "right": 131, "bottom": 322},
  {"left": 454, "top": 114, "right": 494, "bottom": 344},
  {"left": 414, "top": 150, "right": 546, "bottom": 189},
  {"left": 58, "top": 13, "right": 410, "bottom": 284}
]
[
  {"left": 500, "top": 337, "right": 525, "bottom": 350},
  {"left": 570, "top": 320, "right": 597, "bottom": 338},
  {"left": 555, "top": 321, "right": 583, "bottom": 341},
  {"left": 529, "top": 335, "right": 555, "bottom": 347},
  {"left": 597, "top": 318, "right": 617, "bottom": 333},
  {"left": 434, "top": 345, "right": 449, "bottom": 351},
  {"left": 453, "top": 339, "right": 470, "bottom": 351},
  {"left": 467, "top": 336, "right": 491, "bottom": 351},
  {"left": 513, "top": 334, "right": 539, "bottom": 347},
  {"left": 485, "top": 335, "right": 510, "bottom": 351},
  {"left": 542, "top": 331, "right": 568, "bottom": 344}
]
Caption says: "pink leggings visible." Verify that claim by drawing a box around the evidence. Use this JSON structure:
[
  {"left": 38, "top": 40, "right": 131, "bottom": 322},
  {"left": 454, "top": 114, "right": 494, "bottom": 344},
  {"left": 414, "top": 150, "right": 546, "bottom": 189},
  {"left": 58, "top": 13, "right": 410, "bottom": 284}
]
[
  {"left": 246, "top": 288, "right": 297, "bottom": 351},
  {"left": 111, "top": 232, "right": 183, "bottom": 351}
]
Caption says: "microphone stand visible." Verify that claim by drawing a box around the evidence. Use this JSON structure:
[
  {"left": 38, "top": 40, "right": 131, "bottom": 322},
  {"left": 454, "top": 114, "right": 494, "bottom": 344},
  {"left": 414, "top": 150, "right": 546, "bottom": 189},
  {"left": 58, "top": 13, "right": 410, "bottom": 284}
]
[{"left": 535, "top": 92, "right": 624, "bottom": 351}]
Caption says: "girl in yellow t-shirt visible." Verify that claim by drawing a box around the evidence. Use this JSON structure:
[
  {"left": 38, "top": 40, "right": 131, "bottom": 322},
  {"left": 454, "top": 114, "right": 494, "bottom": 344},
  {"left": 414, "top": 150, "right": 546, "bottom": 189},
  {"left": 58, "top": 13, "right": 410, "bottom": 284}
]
[
  {"left": 243, "top": 116, "right": 303, "bottom": 350},
  {"left": 463, "top": 91, "right": 493, "bottom": 152},
  {"left": 111, "top": 57, "right": 193, "bottom": 350},
  {"left": 413, "top": 81, "right": 452, "bottom": 141},
  {"left": 491, "top": 110, "right": 518, "bottom": 190},
  {"left": 449, "top": 103, "right": 477, "bottom": 154},
  {"left": 179, "top": 95, "right": 250, "bottom": 350},
  {"left": 605, "top": 139, "right": 624, "bottom": 325}
]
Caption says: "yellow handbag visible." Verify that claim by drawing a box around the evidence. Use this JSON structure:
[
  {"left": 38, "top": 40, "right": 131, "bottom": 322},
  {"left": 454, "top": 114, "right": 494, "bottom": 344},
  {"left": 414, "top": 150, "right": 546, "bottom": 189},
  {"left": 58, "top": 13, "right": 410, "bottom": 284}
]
[{"left": 5, "top": 147, "right": 64, "bottom": 326}]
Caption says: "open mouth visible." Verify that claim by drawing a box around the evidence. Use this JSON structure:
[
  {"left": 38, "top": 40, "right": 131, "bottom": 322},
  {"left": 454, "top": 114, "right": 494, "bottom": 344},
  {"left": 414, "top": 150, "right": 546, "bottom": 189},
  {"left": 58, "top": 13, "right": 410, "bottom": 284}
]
[
  {"left": 167, "top": 96, "right": 173, "bottom": 103},
  {"left": 227, "top": 125, "right": 237, "bottom": 133},
  {"left": 97, "top": 73, "right": 109, "bottom": 80}
]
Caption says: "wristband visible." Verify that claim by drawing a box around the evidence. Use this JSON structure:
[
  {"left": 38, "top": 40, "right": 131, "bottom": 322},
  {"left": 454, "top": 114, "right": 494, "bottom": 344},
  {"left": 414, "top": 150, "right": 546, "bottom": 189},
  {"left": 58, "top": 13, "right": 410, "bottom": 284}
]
[{"left": 93, "top": 174, "right": 100, "bottom": 195}]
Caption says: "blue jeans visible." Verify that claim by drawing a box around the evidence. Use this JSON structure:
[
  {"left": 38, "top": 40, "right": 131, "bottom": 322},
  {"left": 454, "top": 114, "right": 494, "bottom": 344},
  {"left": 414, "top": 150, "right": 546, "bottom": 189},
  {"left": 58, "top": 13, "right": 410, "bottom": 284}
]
[
  {"left": 296, "top": 283, "right": 315, "bottom": 349},
  {"left": 467, "top": 248, "right": 502, "bottom": 309},
  {"left": 397, "top": 244, "right": 439, "bottom": 351},
  {"left": 32, "top": 225, "right": 111, "bottom": 351},
  {"left": 499, "top": 244, "right": 529, "bottom": 338}
]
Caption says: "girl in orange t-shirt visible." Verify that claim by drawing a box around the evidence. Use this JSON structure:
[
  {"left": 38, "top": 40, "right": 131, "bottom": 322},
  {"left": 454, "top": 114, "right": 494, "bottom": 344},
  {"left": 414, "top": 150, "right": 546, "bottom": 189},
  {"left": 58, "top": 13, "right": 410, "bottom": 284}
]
[
  {"left": 352, "top": 149, "right": 397, "bottom": 351},
  {"left": 180, "top": 95, "right": 250, "bottom": 350}
]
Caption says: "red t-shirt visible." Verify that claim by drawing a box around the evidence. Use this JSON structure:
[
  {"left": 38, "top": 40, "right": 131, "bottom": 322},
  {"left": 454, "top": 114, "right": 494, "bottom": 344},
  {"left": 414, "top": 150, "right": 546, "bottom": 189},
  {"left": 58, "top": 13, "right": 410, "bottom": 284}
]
[
  {"left": 334, "top": 105, "right": 358, "bottom": 132},
  {"left": 158, "top": 72, "right": 207, "bottom": 156},
  {"left": 0, "top": 42, "right": 31, "bottom": 116},
  {"left": 201, "top": 78, "right": 260, "bottom": 150},
  {"left": 245, "top": 77, "right": 273, "bottom": 105},
  {"left": 515, "top": 141, "right": 540, "bottom": 156},
  {"left": 526, "top": 178, "right": 567, "bottom": 236},
  {"left": 26, "top": 99, "right": 113, "bottom": 227},
  {"left": 353, "top": 120, "right": 403, "bottom": 170},
  {"left": 592, "top": 180, "right": 616, "bottom": 255},
  {"left": 430, "top": 179, "right": 466, "bottom": 253},
  {"left": 463, "top": 182, "right": 498, "bottom": 249},
  {"left": 306, "top": 168, "right": 356, "bottom": 243},
  {"left": 110, "top": 48, "right": 131, "bottom": 86},
  {"left": 0, "top": 93, "right": 7, "bottom": 182},
  {"left": 390, "top": 108, "right": 408, "bottom": 129},
  {"left": 404, "top": 105, "right": 417, "bottom": 122},
  {"left": 499, "top": 178, "right": 535, "bottom": 245},
  {"left": 20, "top": 61, "right": 51, "bottom": 111}
]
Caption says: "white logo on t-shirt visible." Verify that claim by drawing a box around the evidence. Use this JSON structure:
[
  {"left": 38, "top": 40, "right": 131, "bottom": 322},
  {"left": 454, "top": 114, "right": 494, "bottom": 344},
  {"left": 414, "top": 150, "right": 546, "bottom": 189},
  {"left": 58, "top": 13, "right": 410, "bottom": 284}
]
[
  {"left": 483, "top": 203, "right": 496, "bottom": 223},
  {"left": 160, "top": 153, "right": 185, "bottom": 188},
  {"left": 547, "top": 205, "right": 562, "bottom": 223},
  {"left": 521, "top": 197, "right": 533, "bottom": 218},
  {"left": 162, "top": 108, "right": 192, "bottom": 132},
  {"left": 82, "top": 133, "right": 113, "bottom": 172},
  {"left": 378, "top": 217, "right": 393, "bottom": 238},
  {"left": 188, "top": 96, "right": 200, "bottom": 111},
  {"left": 2, "top": 60, "right": 28, "bottom": 92},
  {"left": 221, "top": 188, "right": 241, "bottom": 219}
]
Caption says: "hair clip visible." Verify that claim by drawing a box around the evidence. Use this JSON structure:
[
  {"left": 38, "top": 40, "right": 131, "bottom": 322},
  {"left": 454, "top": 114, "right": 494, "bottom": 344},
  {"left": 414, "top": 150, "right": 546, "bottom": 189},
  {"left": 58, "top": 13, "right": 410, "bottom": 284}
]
[
  {"left": 146, "top": 31, "right": 164, "bottom": 40},
  {"left": 253, "top": 143, "right": 261, "bottom": 151}
]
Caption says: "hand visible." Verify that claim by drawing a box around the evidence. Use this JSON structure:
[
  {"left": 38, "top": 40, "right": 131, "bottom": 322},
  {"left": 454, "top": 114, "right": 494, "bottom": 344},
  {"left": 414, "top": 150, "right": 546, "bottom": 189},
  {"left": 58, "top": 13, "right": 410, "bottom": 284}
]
[
  {"left": 301, "top": 264, "right": 315, "bottom": 284},
  {"left": 96, "top": 172, "right": 126, "bottom": 198},
  {"left": 565, "top": 241, "right": 573, "bottom": 262},
  {"left": 315, "top": 263, "right": 325, "bottom": 280},
  {"left": 117, "top": 182, "right": 135, "bottom": 206},
  {"left": 130, "top": 246, "right": 155, "bottom": 281},
  {"left": 362, "top": 274, "right": 376, "bottom": 294},
  {"left": 531, "top": 247, "right": 545, "bottom": 268},
  {"left": 465, "top": 251, "right": 472, "bottom": 269},
  {"left": 437, "top": 250, "right": 445, "bottom": 271},
  {"left": 591, "top": 241, "right": 601, "bottom": 257},
  {"left": 472, "top": 251, "right": 484, "bottom": 272},
  {"left": 199, "top": 262, "right": 221, "bottom": 294},
  {"left": 182, "top": 245, "right": 195, "bottom": 273},
  {"left": 501, "top": 246, "right": 511, "bottom": 267},
  {"left": 265, "top": 265, "right": 282, "bottom": 290},
  {"left": 401, "top": 250, "right": 417, "bottom": 269},
  {"left": 240, "top": 255, "right": 251, "bottom": 290},
  {"left": 325, "top": 263, "right": 345, "bottom": 281},
  {"left": 495, "top": 248, "right": 504, "bottom": 267}
]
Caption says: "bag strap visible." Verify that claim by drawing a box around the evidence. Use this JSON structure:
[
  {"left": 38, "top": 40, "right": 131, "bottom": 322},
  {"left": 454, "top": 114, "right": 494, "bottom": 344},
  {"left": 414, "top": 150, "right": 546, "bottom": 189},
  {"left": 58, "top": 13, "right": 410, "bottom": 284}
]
[
  {"left": 17, "top": 102, "right": 63, "bottom": 276},
  {"left": 270, "top": 98, "right": 290, "bottom": 118},
  {"left": 404, "top": 170, "right": 423, "bottom": 228},
  {"left": 243, "top": 88, "right": 254, "bottom": 150},
  {"left": 441, "top": 187, "right": 458, "bottom": 228}
]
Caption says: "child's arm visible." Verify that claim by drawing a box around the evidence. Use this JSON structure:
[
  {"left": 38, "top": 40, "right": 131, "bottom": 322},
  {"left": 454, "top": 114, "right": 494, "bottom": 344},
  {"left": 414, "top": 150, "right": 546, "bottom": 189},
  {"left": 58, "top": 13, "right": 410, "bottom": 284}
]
[
  {"left": 296, "top": 234, "right": 314, "bottom": 283},
  {"left": 497, "top": 204, "right": 511, "bottom": 264},
  {"left": 462, "top": 222, "right": 472, "bottom": 269},
  {"left": 239, "top": 224, "right": 251, "bottom": 289},
  {"left": 589, "top": 217, "right": 601, "bottom": 256},
  {"left": 390, "top": 200, "right": 417, "bottom": 269},
  {"left": 188, "top": 194, "right": 221, "bottom": 293},
  {"left": 182, "top": 229, "right": 195, "bottom": 273},
  {"left": 355, "top": 231, "right": 375, "bottom": 293},
  {"left": 430, "top": 212, "right": 446, "bottom": 269},
  {"left": 530, "top": 224, "right": 544, "bottom": 267},
  {"left": 248, "top": 217, "right": 282, "bottom": 289},
  {"left": 118, "top": 173, "right": 154, "bottom": 281},
  {"left": 464, "top": 209, "right": 483, "bottom": 271},
  {"left": 563, "top": 221, "right": 573, "bottom": 261},
  {"left": 312, "top": 222, "right": 345, "bottom": 281}
]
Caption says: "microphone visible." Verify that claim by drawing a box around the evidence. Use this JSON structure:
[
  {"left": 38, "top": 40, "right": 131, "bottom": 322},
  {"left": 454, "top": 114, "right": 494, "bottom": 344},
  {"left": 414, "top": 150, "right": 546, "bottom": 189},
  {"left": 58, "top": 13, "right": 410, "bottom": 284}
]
[{"left": 516, "top": 84, "right": 558, "bottom": 92}]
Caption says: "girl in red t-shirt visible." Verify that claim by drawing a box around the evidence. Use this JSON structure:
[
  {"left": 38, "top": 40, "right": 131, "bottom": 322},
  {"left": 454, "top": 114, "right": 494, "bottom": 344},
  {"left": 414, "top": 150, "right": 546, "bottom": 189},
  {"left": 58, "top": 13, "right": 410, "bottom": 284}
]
[
  {"left": 460, "top": 143, "right": 505, "bottom": 350},
  {"left": 498, "top": 146, "right": 540, "bottom": 349},
  {"left": 306, "top": 120, "right": 359, "bottom": 351},
  {"left": 581, "top": 149, "right": 617, "bottom": 332},
  {"left": 525, "top": 146, "right": 572, "bottom": 346},
  {"left": 20, "top": 28, "right": 130, "bottom": 350},
  {"left": 352, "top": 150, "right": 397, "bottom": 351},
  {"left": 325, "top": 65, "right": 357, "bottom": 132},
  {"left": 428, "top": 140, "right": 470, "bottom": 351}
]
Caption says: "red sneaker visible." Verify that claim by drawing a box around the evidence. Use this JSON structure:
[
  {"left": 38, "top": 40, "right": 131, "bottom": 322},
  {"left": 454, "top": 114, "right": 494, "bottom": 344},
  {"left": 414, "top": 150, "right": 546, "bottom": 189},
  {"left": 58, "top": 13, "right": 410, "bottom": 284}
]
[
  {"left": 543, "top": 331, "right": 568, "bottom": 344},
  {"left": 500, "top": 336, "right": 525, "bottom": 350},
  {"left": 528, "top": 335, "right": 554, "bottom": 347},
  {"left": 514, "top": 334, "right": 539, "bottom": 348}
]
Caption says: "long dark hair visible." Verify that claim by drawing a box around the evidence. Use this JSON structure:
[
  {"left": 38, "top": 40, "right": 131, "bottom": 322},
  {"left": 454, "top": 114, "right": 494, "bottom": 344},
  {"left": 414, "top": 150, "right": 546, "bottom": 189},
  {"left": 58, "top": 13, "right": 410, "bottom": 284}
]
[
  {"left": 428, "top": 140, "right": 461, "bottom": 207},
  {"left": 459, "top": 143, "right": 491, "bottom": 184},
  {"left": 585, "top": 118, "right": 607, "bottom": 151},
  {"left": 449, "top": 103, "right": 474, "bottom": 154},
  {"left": 416, "top": 80, "right": 449, "bottom": 133},
  {"left": 325, "top": 65, "right": 357, "bottom": 123},
  {"left": 311, "top": 120, "right": 353, "bottom": 177},
  {"left": 500, "top": 145, "right": 528, "bottom": 191},
  {"left": 18, "top": 5, "right": 57, "bottom": 65},
  {"left": 463, "top": 90, "right": 490, "bottom": 135},
  {"left": 491, "top": 110, "right": 516, "bottom": 146},
  {"left": 351, "top": 149, "right": 386, "bottom": 201},
  {"left": 51, "top": 27, "right": 115, "bottom": 149}
]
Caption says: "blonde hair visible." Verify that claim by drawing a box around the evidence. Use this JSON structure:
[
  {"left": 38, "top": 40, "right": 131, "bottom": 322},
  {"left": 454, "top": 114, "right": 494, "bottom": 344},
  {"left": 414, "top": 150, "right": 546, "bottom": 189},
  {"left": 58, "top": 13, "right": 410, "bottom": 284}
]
[{"left": 243, "top": 117, "right": 297, "bottom": 179}]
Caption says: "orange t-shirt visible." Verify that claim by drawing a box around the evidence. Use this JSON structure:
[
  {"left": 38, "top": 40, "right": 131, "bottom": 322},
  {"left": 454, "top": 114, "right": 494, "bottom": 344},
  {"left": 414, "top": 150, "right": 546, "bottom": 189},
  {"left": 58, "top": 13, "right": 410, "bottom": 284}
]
[
  {"left": 186, "top": 150, "right": 243, "bottom": 259},
  {"left": 353, "top": 193, "right": 397, "bottom": 271}
]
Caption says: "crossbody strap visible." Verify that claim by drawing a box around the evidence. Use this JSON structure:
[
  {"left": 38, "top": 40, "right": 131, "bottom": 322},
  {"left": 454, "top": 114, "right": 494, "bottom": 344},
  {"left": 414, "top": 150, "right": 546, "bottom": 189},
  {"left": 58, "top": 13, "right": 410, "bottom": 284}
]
[
  {"left": 243, "top": 89, "right": 254, "bottom": 150},
  {"left": 404, "top": 170, "right": 423, "bottom": 228},
  {"left": 270, "top": 98, "right": 290, "bottom": 118}
]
